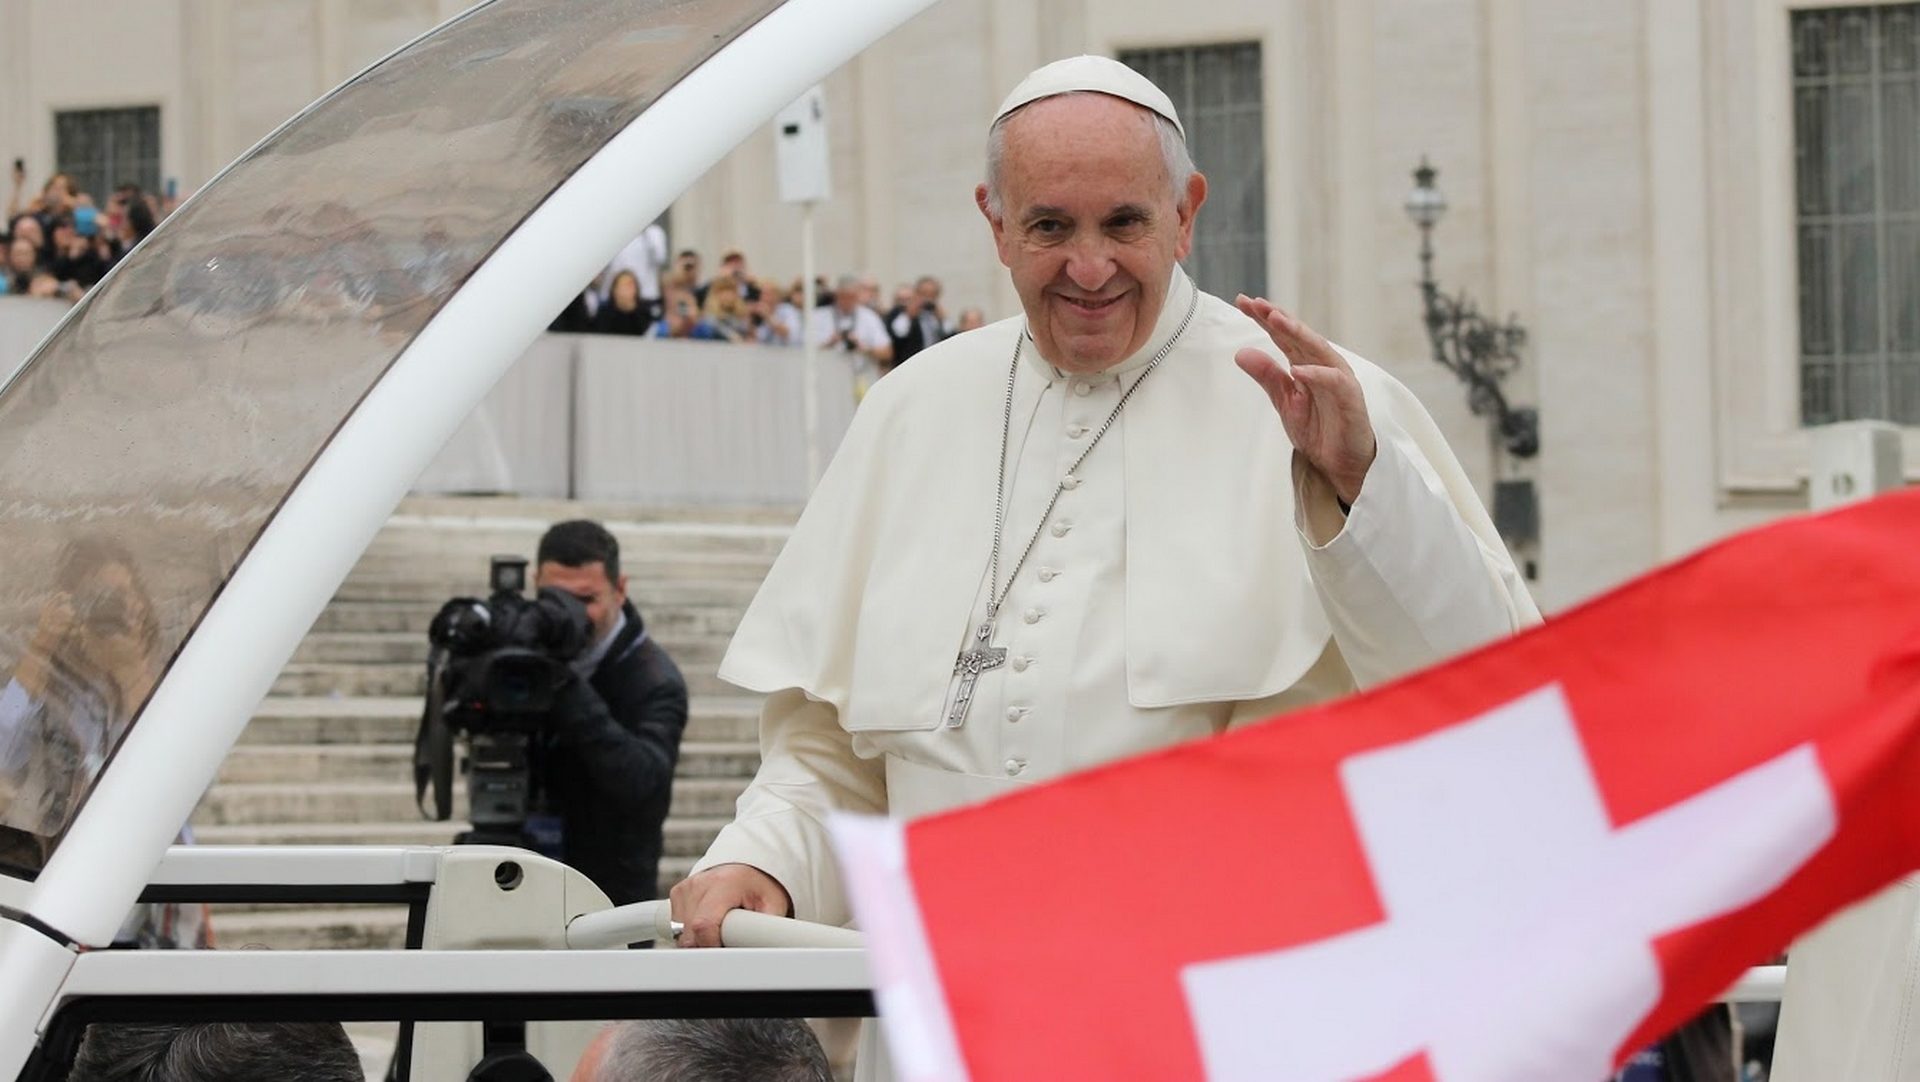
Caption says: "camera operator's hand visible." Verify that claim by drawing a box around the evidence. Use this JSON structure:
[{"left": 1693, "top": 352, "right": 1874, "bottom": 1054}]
[{"left": 669, "top": 863, "right": 792, "bottom": 948}]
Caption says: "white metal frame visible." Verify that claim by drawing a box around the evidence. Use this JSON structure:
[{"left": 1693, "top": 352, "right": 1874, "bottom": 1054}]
[
  {"left": 52, "top": 944, "right": 872, "bottom": 1001},
  {"left": 142, "top": 845, "right": 442, "bottom": 889}
]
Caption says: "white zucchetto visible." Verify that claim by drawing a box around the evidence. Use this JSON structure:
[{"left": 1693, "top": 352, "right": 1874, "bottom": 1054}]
[{"left": 992, "top": 54, "right": 1186, "bottom": 139}]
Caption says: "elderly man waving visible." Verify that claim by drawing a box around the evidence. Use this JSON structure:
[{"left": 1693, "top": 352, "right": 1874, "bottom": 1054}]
[{"left": 674, "top": 55, "right": 1536, "bottom": 953}]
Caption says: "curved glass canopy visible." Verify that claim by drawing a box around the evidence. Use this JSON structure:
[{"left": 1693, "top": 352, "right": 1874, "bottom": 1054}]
[{"left": 0, "top": 0, "right": 782, "bottom": 876}]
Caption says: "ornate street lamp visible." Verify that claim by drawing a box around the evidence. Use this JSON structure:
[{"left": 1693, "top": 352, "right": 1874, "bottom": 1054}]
[{"left": 1404, "top": 158, "right": 1539, "bottom": 459}]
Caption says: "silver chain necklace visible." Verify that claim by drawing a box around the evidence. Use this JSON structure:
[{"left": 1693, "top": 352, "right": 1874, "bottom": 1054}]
[{"left": 944, "top": 283, "right": 1202, "bottom": 729}]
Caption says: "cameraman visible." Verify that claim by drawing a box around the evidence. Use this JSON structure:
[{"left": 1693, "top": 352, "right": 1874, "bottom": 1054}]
[
  {"left": 531, "top": 520, "right": 689, "bottom": 905},
  {"left": 808, "top": 275, "right": 892, "bottom": 394}
]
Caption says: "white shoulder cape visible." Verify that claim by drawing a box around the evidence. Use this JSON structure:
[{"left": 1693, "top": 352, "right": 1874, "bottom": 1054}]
[{"left": 719, "top": 283, "right": 1518, "bottom": 726}]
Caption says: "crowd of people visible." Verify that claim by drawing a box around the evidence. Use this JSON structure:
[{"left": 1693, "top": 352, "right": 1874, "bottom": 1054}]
[
  {"left": 3, "top": 162, "right": 987, "bottom": 386},
  {"left": 3, "top": 164, "right": 164, "bottom": 303},
  {"left": 553, "top": 223, "right": 990, "bottom": 380}
]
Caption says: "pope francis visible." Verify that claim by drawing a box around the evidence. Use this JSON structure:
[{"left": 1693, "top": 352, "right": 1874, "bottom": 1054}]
[{"left": 672, "top": 57, "right": 1539, "bottom": 950}]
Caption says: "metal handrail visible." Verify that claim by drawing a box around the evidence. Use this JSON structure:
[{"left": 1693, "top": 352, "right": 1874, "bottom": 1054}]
[{"left": 564, "top": 899, "right": 862, "bottom": 950}]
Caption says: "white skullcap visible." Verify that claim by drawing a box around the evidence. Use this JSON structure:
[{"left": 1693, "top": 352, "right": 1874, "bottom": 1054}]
[{"left": 992, "top": 55, "right": 1185, "bottom": 139}]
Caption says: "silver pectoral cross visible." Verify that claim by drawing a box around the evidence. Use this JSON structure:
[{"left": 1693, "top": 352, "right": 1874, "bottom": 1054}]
[{"left": 946, "top": 620, "right": 1007, "bottom": 728}]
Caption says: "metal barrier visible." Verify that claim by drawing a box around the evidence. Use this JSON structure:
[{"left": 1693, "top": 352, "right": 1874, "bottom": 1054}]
[
  {"left": 0, "top": 298, "right": 860, "bottom": 507},
  {"left": 415, "top": 332, "right": 860, "bottom": 505}
]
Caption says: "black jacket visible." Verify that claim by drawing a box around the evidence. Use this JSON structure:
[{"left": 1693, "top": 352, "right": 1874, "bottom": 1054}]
[
  {"left": 540, "top": 600, "right": 688, "bottom": 905},
  {"left": 886, "top": 304, "right": 942, "bottom": 366},
  {"left": 592, "top": 303, "right": 655, "bottom": 337}
]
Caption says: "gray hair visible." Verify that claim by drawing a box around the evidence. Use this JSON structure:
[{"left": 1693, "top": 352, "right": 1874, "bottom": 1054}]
[
  {"left": 70, "top": 1021, "right": 363, "bottom": 1082},
  {"left": 596, "top": 1018, "right": 831, "bottom": 1082},
  {"left": 983, "top": 92, "right": 1196, "bottom": 218}
]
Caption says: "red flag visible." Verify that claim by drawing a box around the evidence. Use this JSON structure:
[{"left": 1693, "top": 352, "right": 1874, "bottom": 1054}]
[{"left": 833, "top": 490, "right": 1920, "bottom": 1082}]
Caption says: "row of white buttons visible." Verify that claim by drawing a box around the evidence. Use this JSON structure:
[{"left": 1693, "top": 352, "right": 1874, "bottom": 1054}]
[{"left": 1001, "top": 390, "right": 1094, "bottom": 774}]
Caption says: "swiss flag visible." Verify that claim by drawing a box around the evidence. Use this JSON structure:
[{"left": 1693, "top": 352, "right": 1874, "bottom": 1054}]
[{"left": 832, "top": 490, "right": 1920, "bottom": 1082}]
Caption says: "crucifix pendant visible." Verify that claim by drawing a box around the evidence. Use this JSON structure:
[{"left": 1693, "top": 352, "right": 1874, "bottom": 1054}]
[{"left": 946, "top": 620, "right": 1007, "bottom": 729}]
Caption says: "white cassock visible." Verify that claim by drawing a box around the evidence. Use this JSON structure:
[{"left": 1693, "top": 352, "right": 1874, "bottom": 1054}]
[{"left": 693, "top": 266, "right": 1540, "bottom": 924}]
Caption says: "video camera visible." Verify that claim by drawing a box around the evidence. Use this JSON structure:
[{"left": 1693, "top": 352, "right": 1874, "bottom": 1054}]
[{"left": 414, "top": 556, "right": 595, "bottom": 847}]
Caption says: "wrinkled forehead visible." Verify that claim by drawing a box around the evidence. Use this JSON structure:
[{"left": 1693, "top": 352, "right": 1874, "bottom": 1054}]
[
  {"left": 1000, "top": 90, "right": 1161, "bottom": 141},
  {"left": 996, "top": 94, "right": 1174, "bottom": 201}
]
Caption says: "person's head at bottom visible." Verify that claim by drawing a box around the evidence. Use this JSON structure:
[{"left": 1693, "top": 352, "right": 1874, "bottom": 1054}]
[
  {"left": 572, "top": 1018, "right": 830, "bottom": 1082},
  {"left": 70, "top": 1020, "right": 361, "bottom": 1082}
]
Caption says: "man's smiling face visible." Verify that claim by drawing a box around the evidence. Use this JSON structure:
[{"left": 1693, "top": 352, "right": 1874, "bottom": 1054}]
[{"left": 977, "top": 93, "right": 1205, "bottom": 374}]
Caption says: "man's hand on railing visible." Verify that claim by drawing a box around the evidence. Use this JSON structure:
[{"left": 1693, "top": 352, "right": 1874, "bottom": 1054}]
[
  {"left": 567, "top": 893, "right": 856, "bottom": 950},
  {"left": 668, "top": 862, "right": 793, "bottom": 948}
]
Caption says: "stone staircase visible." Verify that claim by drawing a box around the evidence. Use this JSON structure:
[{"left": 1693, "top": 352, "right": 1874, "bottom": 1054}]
[{"left": 192, "top": 497, "right": 791, "bottom": 950}]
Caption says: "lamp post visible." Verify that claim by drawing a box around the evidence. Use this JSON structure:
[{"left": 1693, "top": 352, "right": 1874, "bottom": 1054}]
[
  {"left": 1404, "top": 157, "right": 1539, "bottom": 461},
  {"left": 1406, "top": 157, "right": 1540, "bottom": 579}
]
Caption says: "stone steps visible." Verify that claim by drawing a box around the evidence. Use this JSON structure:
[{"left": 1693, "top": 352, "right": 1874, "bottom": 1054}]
[
  {"left": 290, "top": 630, "right": 731, "bottom": 667},
  {"left": 271, "top": 662, "right": 740, "bottom": 699},
  {"left": 193, "top": 818, "right": 731, "bottom": 865},
  {"left": 392, "top": 495, "right": 797, "bottom": 527},
  {"left": 239, "top": 696, "right": 761, "bottom": 746},
  {"left": 193, "top": 497, "right": 787, "bottom": 954},
  {"left": 311, "top": 600, "right": 743, "bottom": 637},
  {"left": 338, "top": 560, "right": 774, "bottom": 600},
  {"left": 196, "top": 777, "right": 751, "bottom": 826},
  {"left": 336, "top": 577, "right": 765, "bottom": 608},
  {"left": 216, "top": 743, "right": 760, "bottom": 785}
]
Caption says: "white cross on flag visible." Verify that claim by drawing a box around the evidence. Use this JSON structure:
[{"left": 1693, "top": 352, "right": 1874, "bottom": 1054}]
[{"left": 831, "top": 490, "right": 1920, "bottom": 1081}]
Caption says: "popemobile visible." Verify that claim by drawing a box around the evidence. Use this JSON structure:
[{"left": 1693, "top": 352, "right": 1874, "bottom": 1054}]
[{"left": 0, "top": 1, "right": 1901, "bottom": 1079}]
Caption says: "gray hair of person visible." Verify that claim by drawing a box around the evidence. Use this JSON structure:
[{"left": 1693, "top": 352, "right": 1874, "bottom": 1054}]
[
  {"left": 69, "top": 1021, "right": 363, "bottom": 1082},
  {"left": 983, "top": 92, "right": 1196, "bottom": 218},
  {"left": 594, "top": 1018, "right": 831, "bottom": 1082}
]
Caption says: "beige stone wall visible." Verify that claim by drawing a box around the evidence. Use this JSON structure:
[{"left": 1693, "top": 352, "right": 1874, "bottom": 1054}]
[{"left": 8, "top": 0, "right": 1902, "bottom": 611}]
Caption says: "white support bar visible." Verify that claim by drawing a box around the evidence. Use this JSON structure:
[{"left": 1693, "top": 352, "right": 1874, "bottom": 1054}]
[
  {"left": 565, "top": 900, "right": 863, "bottom": 950},
  {"left": 147, "top": 846, "right": 444, "bottom": 887},
  {"left": 55, "top": 945, "right": 872, "bottom": 999},
  {"left": 566, "top": 900, "right": 677, "bottom": 948},
  {"left": 718, "top": 909, "right": 865, "bottom": 949}
]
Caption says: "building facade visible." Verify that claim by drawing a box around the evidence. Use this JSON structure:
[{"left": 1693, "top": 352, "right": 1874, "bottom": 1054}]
[{"left": 3, "top": 0, "right": 1913, "bottom": 610}]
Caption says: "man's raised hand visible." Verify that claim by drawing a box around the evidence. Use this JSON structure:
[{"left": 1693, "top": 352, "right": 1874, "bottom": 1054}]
[
  {"left": 1232, "top": 296, "right": 1377, "bottom": 507},
  {"left": 668, "top": 862, "right": 792, "bottom": 948}
]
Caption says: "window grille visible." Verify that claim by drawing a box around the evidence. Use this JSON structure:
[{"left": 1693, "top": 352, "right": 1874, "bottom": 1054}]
[
  {"left": 54, "top": 106, "right": 162, "bottom": 205},
  {"left": 1119, "top": 43, "right": 1267, "bottom": 300},
  {"left": 1792, "top": 5, "right": 1920, "bottom": 425}
]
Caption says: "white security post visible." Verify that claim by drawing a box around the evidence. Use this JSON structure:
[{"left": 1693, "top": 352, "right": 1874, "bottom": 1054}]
[
  {"left": 775, "top": 85, "right": 833, "bottom": 489},
  {"left": 1775, "top": 420, "right": 1910, "bottom": 1081},
  {"left": 1807, "top": 419, "right": 1903, "bottom": 511}
]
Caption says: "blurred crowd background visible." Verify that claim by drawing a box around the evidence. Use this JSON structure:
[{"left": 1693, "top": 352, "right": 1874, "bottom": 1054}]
[
  {"left": 3, "top": 164, "right": 168, "bottom": 304},
  {"left": 549, "top": 223, "right": 990, "bottom": 376},
  {"left": 2, "top": 164, "right": 990, "bottom": 387}
]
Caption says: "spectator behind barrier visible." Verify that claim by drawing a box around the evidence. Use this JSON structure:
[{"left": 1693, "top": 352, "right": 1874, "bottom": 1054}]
[
  {"left": 670, "top": 249, "right": 705, "bottom": 306},
  {"left": 69, "top": 1021, "right": 362, "bottom": 1082},
  {"left": 594, "top": 270, "right": 655, "bottom": 337},
  {"left": 6, "top": 236, "right": 42, "bottom": 295},
  {"left": 702, "top": 276, "right": 754, "bottom": 343},
  {"left": 654, "top": 285, "right": 722, "bottom": 341},
  {"left": 571, "top": 1019, "right": 831, "bottom": 1082}
]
